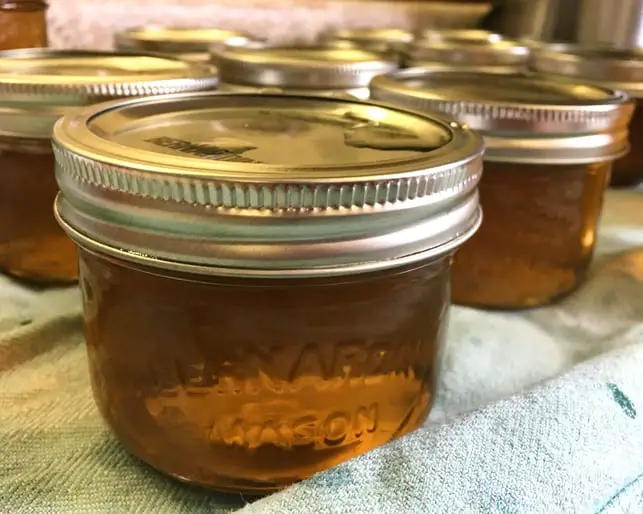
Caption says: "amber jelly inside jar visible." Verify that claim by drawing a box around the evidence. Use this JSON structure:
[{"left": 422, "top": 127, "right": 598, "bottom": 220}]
[
  {"left": 114, "top": 26, "right": 258, "bottom": 64},
  {"left": 0, "top": 48, "right": 218, "bottom": 284},
  {"left": 52, "top": 92, "right": 483, "bottom": 492},
  {"left": 531, "top": 44, "right": 643, "bottom": 187},
  {"left": 210, "top": 42, "right": 398, "bottom": 99},
  {"left": 370, "top": 68, "right": 634, "bottom": 309}
]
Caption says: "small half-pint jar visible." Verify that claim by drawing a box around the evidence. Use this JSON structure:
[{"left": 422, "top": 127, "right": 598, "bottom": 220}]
[
  {"left": 52, "top": 92, "right": 483, "bottom": 492},
  {"left": 404, "top": 36, "right": 529, "bottom": 71},
  {"left": 531, "top": 45, "right": 643, "bottom": 187},
  {"left": 114, "top": 26, "right": 256, "bottom": 63},
  {"left": 371, "top": 68, "right": 633, "bottom": 309},
  {"left": 211, "top": 42, "right": 398, "bottom": 99},
  {"left": 0, "top": 48, "right": 218, "bottom": 284}
]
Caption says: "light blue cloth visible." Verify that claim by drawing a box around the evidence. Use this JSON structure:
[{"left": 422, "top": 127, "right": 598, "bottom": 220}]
[{"left": 1, "top": 190, "right": 643, "bottom": 513}]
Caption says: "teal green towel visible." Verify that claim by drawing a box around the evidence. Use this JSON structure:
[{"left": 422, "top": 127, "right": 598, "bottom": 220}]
[{"left": 2, "top": 190, "right": 643, "bottom": 513}]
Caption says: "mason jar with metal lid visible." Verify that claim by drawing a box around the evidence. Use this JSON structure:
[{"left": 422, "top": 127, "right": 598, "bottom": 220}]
[
  {"left": 404, "top": 37, "right": 529, "bottom": 70},
  {"left": 320, "top": 27, "right": 414, "bottom": 60},
  {"left": 114, "top": 26, "right": 256, "bottom": 63},
  {"left": 0, "top": 0, "right": 48, "bottom": 51},
  {"left": 211, "top": 43, "right": 398, "bottom": 99},
  {"left": 0, "top": 48, "right": 218, "bottom": 284},
  {"left": 52, "top": 91, "right": 483, "bottom": 493},
  {"left": 531, "top": 45, "right": 643, "bottom": 187},
  {"left": 371, "top": 68, "right": 633, "bottom": 309}
]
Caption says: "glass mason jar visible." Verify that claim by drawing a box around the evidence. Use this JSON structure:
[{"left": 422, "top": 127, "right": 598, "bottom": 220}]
[
  {"left": 114, "top": 26, "right": 257, "bottom": 64},
  {"left": 404, "top": 33, "right": 529, "bottom": 70},
  {"left": 211, "top": 42, "right": 398, "bottom": 99},
  {"left": 0, "top": 49, "right": 218, "bottom": 284},
  {"left": 0, "top": 0, "right": 47, "bottom": 51},
  {"left": 52, "top": 92, "right": 484, "bottom": 492},
  {"left": 531, "top": 45, "right": 643, "bottom": 187},
  {"left": 371, "top": 68, "right": 634, "bottom": 309}
]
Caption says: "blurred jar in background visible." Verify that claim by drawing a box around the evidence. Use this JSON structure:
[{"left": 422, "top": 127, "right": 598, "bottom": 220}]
[
  {"left": 371, "top": 68, "right": 633, "bottom": 309},
  {"left": 404, "top": 34, "right": 529, "bottom": 71},
  {"left": 0, "top": 49, "right": 218, "bottom": 284},
  {"left": 114, "top": 27, "right": 257, "bottom": 64},
  {"left": 419, "top": 28, "right": 502, "bottom": 43},
  {"left": 320, "top": 28, "right": 413, "bottom": 63},
  {"left": 0, "top": 0, "right": 48, "bottom": 51},
  {"left": 212, "top": 42, "right": 398, "bottom": 99},
  {"left": 531, "top": 45, "right": 643, "bottom": 187}
]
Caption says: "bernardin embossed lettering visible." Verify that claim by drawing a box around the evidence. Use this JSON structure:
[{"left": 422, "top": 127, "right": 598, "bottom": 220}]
[
  {"left": 149, "top": 339, "right": 425, "bottom": 397},
  {"left": 145, "top": 136, "right": 263, "bottom": 163},
  {"left": 256, "top": 109, "right": 447, "bottom": 151},
  {"left": 209, "top": 403, "right": 379, "bottom": 449}
]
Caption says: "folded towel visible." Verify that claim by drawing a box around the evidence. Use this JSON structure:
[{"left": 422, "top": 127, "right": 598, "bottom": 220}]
[{"left": 2, "top": 189, "right": 643, "bottom": 513}]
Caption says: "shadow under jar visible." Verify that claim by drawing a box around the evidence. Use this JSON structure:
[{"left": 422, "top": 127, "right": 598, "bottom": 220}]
[
  {"left": 371, "top": 68, "right": 633, "bottom": 309},
  {"left": 531, "top": 44, "right": 643, "bottom": 187},
  {"left": 114, "top": 26, "right": 257, "bottom": 64},
  {"left": 52, "top": 92, "right": 484, "bottom": 493},
  {"left": 210, "top": 41, "right": 398, "bottom": 99},
  {"left": 0, "top": 48, "right": 218, "bottom": 284}
]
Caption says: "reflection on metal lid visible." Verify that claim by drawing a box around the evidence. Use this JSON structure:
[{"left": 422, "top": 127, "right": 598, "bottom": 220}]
[
  {"left": 531, "top": 43, "right": 643, "bottom": 98},
  {"left": 0, "top": 48, "right": 219, "bottom": 139},
  {"left": 370, "top": 67, "right": 634, "bottom": 163},
  {"left": 52, "top": 91, "right": 484, "bottom": 277},
  {"left": 419, "top": 29, "right": 503, "bottom": 44},
  {"left": 56, "top": 92, "right": 460, "bottom": 175},
  {"left": 212, "top": 43, "right": 398, "bottom": 89},
  {"left": 405, "top": 38, "right": 529, "bottom": 68},
  {"left": 114, "top": 26, "right": 253, "bottom": 53}
]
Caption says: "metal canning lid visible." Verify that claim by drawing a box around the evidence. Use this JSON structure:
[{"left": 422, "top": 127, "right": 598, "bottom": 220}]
[
  {"left": 0, "top": 48, "right": 219, "bottom": 139},
  {"left": 405, "top": 38, "right": 529, "bottom": 68},
  {"left": 322, "top": 28, "right": 414, "bottom": 52},
  {"left": 530, "top": 44, "right": 643, "bottom": 99},
  {"left": 52, "top": 92, "right": 484, "bottom": 278},
  {"left": 419, "top": 29, "right": 503, "bottom": 44},
  {"left": 370, "top": 68, "right": 634, "bottom": 164},
  {"left": 211, "top": 43, "right": 398, "bottom": 90},
  {"left": 114, "top": 26, "right": 253, "bottom": 54}
]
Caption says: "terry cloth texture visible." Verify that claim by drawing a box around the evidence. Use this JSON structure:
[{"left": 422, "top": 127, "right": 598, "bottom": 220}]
[{"left": 2, "top": 189, "right": 643, "bottom": 513}]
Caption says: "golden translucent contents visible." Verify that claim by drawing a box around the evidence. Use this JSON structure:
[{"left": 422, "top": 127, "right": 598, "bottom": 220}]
[
  {"left": 79, "top": 249, "right": 450, "bottom": 493},
  {"left": 611, "top": 101, "right": 643, "bottom": 186},
  {"left": 0, "top": 137, "right": 77, "bottom": 283},
  {"left": 452, "top": 161, "right": 610, "bottom": 309},
  {"left": 0, "top": 1, "right": 47, "bottom": 51}
]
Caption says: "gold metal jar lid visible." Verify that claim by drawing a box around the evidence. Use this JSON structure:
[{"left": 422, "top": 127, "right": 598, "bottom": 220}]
[
  {"left": 404, "top": 38, "right": 529, "bottom": 69},
  {"left": 114, "top": 26, "right": 253, "bottom": 54},
  {"left": 370, "top": 68, "right": 634, "bottom": 164},
  {"left": 53, "top": 92, "right": 484, "bottom": 278},
  {"left": 530, "top": 44, "right": 643, "bottom": 99},
  {"left": 321, "top": 28, "right": 414, "bottom": 52},
  {"left": 419, "top": 29, "right": 503, "bottom": 44},
  {"left": 211, "top": 43, "right": 398, "bottom": 90},
  {"left": 0, "top": 48, "right": 219, "bottom": 139}
]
